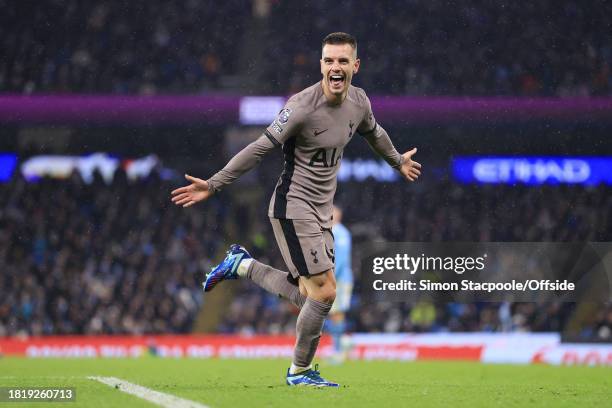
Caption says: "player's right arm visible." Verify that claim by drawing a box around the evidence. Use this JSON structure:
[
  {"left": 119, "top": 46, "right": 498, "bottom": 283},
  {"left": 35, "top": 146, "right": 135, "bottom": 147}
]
[
  {"left": 170, "top": 135, "right": 276, "bottom": 207},
  {"left": 205, "top": 133, "right": 279, "bottom": 193},
  {"left": 171, "top": 174, "right": 213, "bottom": 208},
  {"left": 171, "top": 100, "right": 304, "bottom": 207}
]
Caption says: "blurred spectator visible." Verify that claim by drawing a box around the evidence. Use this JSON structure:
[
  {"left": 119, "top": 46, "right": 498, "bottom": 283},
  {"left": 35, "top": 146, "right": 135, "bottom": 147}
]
[
  {"left": 1, "top": 1, "right": 610, "bottom": 96},
  {"left": 0, "top": 171, "right": 226, "bottom": 336},
  {"left": 0, "top": 0, "right": 247, "bottom": 94},
  {"left": 0, "top": 162, "right": 610, "bottom": 337}
]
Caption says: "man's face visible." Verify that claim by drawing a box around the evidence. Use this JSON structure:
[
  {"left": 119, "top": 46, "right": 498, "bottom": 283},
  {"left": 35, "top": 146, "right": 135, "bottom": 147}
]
[{"left": 320, "top": 43, "right": 360, "bottom": 97}]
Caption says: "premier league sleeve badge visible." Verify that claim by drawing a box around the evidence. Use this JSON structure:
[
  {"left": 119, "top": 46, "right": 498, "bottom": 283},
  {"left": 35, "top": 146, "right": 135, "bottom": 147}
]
[{"left": 278, "top": 108, "right": 292, "bottom": 124}]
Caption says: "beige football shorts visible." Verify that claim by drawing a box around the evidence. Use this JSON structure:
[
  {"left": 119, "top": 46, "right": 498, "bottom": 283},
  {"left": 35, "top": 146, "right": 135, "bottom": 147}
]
[{"left": 270, "top": 217, "right": 335, "bottom": 280}]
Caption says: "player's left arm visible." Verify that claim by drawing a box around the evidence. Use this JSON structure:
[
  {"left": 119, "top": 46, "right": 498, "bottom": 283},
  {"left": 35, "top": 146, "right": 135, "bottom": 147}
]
[{"left": 358, "top": 95, "right": 421, "bottom": 182}]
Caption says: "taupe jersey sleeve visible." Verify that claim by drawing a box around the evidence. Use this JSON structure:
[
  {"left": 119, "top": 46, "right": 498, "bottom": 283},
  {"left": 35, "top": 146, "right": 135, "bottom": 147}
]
[
  {"left": 206, "top": 134, "right": 277, "bottom": 193},
  {"left": 264, "top": 98, "right": 309, "bottom": 146},
  {"left": 358, "top": 95, "right": 403, "bottom": 169},
  {"left": 206, "top": 98, "right": 309, "bottom": 193}
]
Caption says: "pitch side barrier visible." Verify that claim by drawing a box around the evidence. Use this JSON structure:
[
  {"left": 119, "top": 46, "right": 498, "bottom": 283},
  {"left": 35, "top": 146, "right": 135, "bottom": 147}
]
[
  {"left": 1, "top": 95, "right": 612, "bottom": 125},
  {"left": 0, "top": 334, "right": 610, "bottom": 366}
]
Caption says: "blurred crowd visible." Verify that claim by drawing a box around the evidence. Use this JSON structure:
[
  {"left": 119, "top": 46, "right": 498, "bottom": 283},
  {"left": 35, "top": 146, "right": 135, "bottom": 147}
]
[
  {"left": 1, "top": 0, "right": 246, "bottom": 94},
  {"left": 0, "top": 171, "right": 228, "bottom": 336},
  {"left": 1, "top": 0, "right": 610, "bottom": 96},
  {"left": 1, "top": 169, "right": 610, "bottom": 340},
  {"left": 267, "top": 0, "right": 612, "bottom": 96}
]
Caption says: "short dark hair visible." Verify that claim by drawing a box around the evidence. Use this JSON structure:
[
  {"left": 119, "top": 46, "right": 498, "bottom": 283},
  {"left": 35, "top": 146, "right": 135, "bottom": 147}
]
[{"left": 322, "top": 32, "right": 357, "bottom": 52}]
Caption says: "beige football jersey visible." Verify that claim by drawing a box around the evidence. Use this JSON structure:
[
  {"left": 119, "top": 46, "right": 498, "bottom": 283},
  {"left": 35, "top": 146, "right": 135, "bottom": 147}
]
[
  {"left": 265, "top": 82, "right": 399, "bottom": 228},
  {"left": 207, "top": 82, "right": 402, "bottom": 229}
]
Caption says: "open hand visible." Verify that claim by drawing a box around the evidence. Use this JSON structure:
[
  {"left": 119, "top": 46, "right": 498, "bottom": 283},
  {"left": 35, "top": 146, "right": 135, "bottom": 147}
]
[
  {"left": 399, "top": 148, "right": 421, "bottom": 182},
  {"left": 171, "top": 174, "right": 213, "bottom": 207}
]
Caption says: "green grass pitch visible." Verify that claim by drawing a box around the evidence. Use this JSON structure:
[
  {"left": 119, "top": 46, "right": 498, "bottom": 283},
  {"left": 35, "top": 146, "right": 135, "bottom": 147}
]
[{"left": 1, "top": 358, "right": 610, "bottom": 407}]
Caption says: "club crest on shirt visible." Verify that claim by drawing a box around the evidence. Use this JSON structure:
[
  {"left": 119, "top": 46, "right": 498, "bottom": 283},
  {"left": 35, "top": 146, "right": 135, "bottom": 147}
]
[{"left": 278, "top": 108, "right": 292, "bottom": 124}]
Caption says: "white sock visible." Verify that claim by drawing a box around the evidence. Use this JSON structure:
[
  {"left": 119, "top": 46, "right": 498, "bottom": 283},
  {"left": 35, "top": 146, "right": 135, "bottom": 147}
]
[
  {"left": 289, "top": 363, "right": 311, "bottom": 375},
  {"left": 236, "top": 258, "right": 253, "bottom": 277}
]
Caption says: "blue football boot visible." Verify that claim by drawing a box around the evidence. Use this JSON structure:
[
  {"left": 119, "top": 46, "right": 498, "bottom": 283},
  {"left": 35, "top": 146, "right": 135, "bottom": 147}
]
[
  {"left": 203, "top": 244, "right": 251, "bottom": 292},
  {"left": 286, "top": 364, "right": 339, "bottom": 387}
]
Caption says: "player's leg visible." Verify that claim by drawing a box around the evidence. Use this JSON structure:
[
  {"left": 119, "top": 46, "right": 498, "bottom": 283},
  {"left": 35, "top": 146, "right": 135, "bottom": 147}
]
[
  {"left": 293, "top": 269, "right": 336, "bottom": 365},
  {"left": 202, "top": 241, "right": 305, "bottom": 309},
  {"left": 240, "top": 257, "right": 306, "bottom": 309},
  {"left": 298, "top": 276, "right": 309, "bottom": 298},
  {"left": 287, "top": 270, "right": 338, "bottom": 386},
  {"left": 279, "top": 222, "right": 338, "bottom": 386}
]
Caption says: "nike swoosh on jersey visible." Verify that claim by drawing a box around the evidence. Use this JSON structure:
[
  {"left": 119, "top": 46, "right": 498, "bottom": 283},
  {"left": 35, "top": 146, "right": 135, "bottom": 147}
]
[{"left": 313, "top": 129, "right": 328, "bottom": 136}]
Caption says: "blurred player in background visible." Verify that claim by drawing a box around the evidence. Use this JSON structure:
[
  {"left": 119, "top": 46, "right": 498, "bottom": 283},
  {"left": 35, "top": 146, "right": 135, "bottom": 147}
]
[
  {"left": 171, "top": 32, "right": 421, "bottom": 387},
  {"left": 327, "top": 205, "right": 353, "bottom": 364}
]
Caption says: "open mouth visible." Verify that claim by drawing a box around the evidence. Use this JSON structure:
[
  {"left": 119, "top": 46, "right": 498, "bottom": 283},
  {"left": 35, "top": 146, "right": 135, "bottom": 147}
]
[{"left": 329, "top": 74, "right": 345, "bottom": 88}]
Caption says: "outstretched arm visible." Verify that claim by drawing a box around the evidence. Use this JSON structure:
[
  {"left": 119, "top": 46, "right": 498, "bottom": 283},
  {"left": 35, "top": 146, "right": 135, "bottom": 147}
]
[
  {"left": 397, "top": 147, "right": 421, "bottom": 182},
  {"left": 206, "top": 132, "right": 278, "bottom": 193},
  {"left": 171, "top": 133, "right": 277, "bottom": 207},
  {"left": 358, "top": 93, "right": 421, "bottom": 182},
  {"left": 362, "top": 125, "right": 421, "bottom": 182},
  {"left": 171, "top": 174, "right": 212, "bottom": 208}
]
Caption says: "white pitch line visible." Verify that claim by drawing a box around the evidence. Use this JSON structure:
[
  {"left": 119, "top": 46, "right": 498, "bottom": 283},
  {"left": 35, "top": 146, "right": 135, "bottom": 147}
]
[{"left": 88, "top": 376, "right": 209, "bottom": 408}]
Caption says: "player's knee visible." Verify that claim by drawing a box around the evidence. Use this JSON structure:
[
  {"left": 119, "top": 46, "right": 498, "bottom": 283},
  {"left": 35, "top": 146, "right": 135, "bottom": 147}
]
[
  {"left": 318, "top": 284, "right": 336, "bottom": 304},
  {"left": 307, "top": 281, "right": 336, "bottom": 304},
  {"left": 305, "top": 270, "right": 336, "bottom": 303}
]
